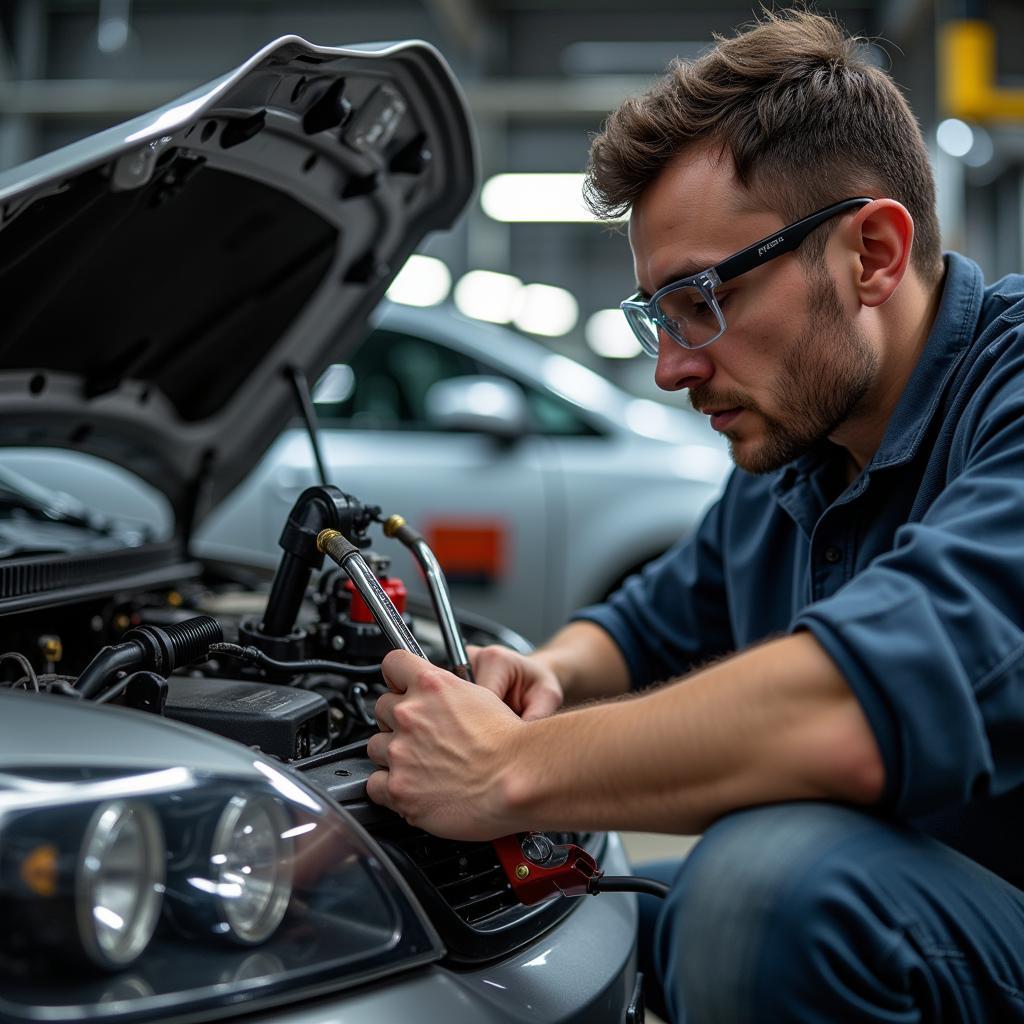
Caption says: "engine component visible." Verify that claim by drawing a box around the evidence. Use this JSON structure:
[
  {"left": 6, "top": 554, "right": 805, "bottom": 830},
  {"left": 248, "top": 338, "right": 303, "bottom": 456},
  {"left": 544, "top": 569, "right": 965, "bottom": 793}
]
[
  {"left": 209, "top": 642, "right": 380, "bottom": 677},
  {"left": 162, "top": 676, "right": 330, "bottom": 760},
  {"left": 259, "top": 486, "right": 378, "bottom": 643},
  {"left": 316, "top": 529, "right": 425, "bottom": 657},
  {"left": 75, "top": 616, "right": 223, "bottom": 699},
  {"left": 382, "top": 514, "right": 473, "bottom": 681}
]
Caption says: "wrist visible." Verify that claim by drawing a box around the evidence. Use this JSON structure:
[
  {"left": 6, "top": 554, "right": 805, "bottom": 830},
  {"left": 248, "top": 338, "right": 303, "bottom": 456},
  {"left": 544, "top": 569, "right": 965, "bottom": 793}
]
[{"left": 495, "top": 717, "right": 555, "bottom": 832}]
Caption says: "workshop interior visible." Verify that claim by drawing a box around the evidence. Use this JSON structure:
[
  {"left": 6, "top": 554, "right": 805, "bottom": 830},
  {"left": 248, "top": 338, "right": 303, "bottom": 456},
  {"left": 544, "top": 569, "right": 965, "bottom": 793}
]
[{"left": 0, "top": 1, "right": 1021, "bottom": 1022}]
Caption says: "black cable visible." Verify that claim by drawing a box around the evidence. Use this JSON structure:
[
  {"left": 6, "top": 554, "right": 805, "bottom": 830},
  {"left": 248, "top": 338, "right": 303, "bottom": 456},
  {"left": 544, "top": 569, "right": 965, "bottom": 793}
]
[
  {"left": 591, "top": 875, "right": 670, "bottom": 899},
  {"left": 209, "top": 642, "right": 382, "bottom": 676},
  {"left": 0, "top": 652, "right": 39, "bottom": 692}
]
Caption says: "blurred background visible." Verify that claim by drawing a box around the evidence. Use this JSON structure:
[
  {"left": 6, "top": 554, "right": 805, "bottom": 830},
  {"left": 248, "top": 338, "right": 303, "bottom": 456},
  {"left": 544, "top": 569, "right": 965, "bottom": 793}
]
[{"left": 2, "top": 0, "right": 1022, "bottom": 400}]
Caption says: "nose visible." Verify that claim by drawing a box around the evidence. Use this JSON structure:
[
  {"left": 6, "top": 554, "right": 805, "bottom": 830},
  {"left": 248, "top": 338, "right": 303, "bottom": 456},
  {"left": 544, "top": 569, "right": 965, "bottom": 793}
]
[{"left": 654, "top": 330, "right": 715, "bottom": 392}]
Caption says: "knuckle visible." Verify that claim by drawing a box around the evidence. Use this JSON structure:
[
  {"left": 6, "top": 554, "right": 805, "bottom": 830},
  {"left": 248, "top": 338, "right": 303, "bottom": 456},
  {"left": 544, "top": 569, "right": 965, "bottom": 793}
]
[{"left": 418, "top": 669, "right": 444, "bottom": 694}]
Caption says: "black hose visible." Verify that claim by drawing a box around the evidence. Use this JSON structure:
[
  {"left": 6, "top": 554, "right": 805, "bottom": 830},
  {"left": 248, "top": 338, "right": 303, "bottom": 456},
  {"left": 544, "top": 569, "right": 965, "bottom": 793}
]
[
  {"left": 209, "top": 642, "right": 381, "bottom": 676},
  {"left": 76, "top": 617, "right": 222, "bottom": 698},
  {"left": 591, "top": 875, "right": 671, "bottom": 899}
]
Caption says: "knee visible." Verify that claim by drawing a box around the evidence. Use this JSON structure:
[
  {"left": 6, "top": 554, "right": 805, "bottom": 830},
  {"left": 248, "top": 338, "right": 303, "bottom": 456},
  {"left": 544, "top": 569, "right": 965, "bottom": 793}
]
[{"left": 656, "top": 803, "right": 884, "bottom": 1023}]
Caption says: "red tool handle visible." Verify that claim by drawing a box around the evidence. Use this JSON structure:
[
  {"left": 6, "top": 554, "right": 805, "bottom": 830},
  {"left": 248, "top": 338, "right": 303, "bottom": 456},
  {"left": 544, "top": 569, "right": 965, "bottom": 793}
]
[{"left": 492, "top": 832, "right": 602, "bottom": 905}]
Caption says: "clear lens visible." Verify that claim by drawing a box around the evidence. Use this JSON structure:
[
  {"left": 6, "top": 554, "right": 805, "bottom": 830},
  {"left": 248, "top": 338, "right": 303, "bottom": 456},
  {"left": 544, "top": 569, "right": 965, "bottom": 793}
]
[
  {"left": 655, "top": 283, "right": 726, "bottom": 349},
  {"left": 211, "top": 794, "right": 293, "bottom": 944},
  {"left": 77, "top": 801, "right": 165, "bottom": 968},
  {"left": 622, "top": 305, "right": 660, "bottom": 355}
]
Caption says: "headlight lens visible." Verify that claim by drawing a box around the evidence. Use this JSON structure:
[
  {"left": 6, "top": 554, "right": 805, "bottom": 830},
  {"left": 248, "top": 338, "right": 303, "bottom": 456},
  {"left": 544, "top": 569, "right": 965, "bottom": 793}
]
[
  {"left": 210, "top": 793, "right": 293, "bottom": 944},
  {"left": 76, "top": 800, "right": 165, "bottom": 968},
  {"left": 0, "top": 759, "right": 441, "bottom": 1024}
]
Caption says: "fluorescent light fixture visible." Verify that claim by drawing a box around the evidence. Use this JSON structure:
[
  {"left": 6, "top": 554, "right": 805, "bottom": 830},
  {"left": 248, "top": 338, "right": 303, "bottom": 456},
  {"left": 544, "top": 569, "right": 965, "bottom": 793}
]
[
  {"left": 513, "top": 283, "right": 579, "bottom": 336},
  {"left": 454, "top": 270, "right": 523, "bottom": 323},
  {"left": 585, "top": 309, "right": 643, "bottom": 358},
  {"left": 481, "top": 173, "right": 625, "bottom": 223},
  {"left": 385, "top": 254, "right": 451, "bottom": 307},
  {"left": 936, "top": 119, "right": 974, "bottom": 159}
]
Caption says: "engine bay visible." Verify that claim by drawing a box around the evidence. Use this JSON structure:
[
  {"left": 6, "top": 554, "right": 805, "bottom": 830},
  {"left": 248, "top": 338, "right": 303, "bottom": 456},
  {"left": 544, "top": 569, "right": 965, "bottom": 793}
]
[{"left": 0, "top": 482, "right": 596, "bottom": 965}]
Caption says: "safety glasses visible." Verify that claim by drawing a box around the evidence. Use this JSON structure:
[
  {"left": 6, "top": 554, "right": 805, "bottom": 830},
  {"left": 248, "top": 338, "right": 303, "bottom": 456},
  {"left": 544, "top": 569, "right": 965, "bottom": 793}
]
[{"left": 620, "top": 197, "right": 872, "bottom": 355}]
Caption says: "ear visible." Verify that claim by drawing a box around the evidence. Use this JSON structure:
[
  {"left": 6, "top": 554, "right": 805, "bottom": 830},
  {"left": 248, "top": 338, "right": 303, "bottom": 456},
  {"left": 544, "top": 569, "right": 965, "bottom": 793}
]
[{"left": 842, "top": 199, "right": 914, "bottom": 308}]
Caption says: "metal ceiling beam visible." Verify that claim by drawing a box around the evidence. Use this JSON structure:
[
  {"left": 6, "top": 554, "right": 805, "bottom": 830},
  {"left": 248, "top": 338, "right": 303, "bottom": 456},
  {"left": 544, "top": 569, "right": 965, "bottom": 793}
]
[
  {"left": 422, "top": 0, "right": 484, "bottom": 54},
  {"left": 0, "top": 74, "right": 656, "bottom": 120}
]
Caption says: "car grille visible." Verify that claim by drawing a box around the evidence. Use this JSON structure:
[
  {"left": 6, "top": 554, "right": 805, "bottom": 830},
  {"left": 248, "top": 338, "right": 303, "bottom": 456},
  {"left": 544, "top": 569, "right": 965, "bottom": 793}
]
[{"left": 391, "top": 829, "right": 586, "bottom": 926}]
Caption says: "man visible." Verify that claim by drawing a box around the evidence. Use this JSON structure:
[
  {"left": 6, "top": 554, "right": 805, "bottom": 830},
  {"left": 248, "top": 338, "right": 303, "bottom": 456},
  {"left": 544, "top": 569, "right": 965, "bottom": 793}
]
[{"left": 367, "top": 10, "right": 1024, "bottom": 1022}]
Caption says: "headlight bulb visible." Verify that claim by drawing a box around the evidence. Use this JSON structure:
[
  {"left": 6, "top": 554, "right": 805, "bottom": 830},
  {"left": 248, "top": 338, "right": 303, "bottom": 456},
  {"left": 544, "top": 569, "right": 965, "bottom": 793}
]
[
  {"left": 209, "top": 794, "right": 293, "bottom": 944},
  {"left": 76, "top": 800, "right": 165, "bottom": 969}
]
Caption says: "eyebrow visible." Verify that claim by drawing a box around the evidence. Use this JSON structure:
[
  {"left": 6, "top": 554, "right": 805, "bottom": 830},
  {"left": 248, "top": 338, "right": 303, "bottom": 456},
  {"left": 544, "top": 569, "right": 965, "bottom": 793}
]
[{"left": 634, "top": 255, "right": 723, "bottom": 299}]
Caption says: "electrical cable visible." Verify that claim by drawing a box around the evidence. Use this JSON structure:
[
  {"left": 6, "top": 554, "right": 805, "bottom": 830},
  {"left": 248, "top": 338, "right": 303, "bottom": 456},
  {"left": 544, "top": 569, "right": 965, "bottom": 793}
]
[
  {"left": 0, "top": 652, "right": 39, "bottom": 692},
  {"left": 590, "top": 875, "right": 670, "bottom": 899},
  {"left": 209, "top": 642, "right": 382, "bottom": 676}
]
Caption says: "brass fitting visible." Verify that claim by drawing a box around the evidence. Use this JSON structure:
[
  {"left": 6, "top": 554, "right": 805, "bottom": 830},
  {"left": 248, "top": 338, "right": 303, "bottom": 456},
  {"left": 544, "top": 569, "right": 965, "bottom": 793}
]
[
  {"left": 515, "top": 863, "right": 530, "bottom": 880},
  {"left": 382, "top": 514, "right": 406, "bottom": 538},
  {"left": 316, "top": 528, "right": 342, "bottom": 553},
  {"left": 39, "top": 635, "right": 62, "bottom": 663}
]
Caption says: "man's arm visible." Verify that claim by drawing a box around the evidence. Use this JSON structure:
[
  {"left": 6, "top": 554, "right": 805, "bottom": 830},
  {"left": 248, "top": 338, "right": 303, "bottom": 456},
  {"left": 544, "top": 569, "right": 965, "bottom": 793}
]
[
  {"left": 368, "top": 630, "right": 885, "bottom": 840},
  {"left": 531, "top": 621, "right": 631, "bottom": 702}
]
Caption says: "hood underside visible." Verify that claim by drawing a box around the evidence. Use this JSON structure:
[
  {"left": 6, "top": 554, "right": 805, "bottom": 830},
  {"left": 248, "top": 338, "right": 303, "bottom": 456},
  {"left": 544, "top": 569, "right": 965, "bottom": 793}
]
[{"left": 0, "top": 36, "right": 476, "bottom": 539}]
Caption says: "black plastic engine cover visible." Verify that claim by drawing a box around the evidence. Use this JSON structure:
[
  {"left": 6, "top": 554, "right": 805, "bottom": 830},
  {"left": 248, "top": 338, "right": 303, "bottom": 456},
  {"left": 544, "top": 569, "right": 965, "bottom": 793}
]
[{"left": 164, "top": 676, "right": 329, "bottom": 760}]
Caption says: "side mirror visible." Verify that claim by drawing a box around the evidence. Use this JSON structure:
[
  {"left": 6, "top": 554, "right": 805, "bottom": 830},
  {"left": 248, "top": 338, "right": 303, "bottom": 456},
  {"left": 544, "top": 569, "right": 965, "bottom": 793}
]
[{"left": 424, "top": 375, "right": 530, "bottom": 439}]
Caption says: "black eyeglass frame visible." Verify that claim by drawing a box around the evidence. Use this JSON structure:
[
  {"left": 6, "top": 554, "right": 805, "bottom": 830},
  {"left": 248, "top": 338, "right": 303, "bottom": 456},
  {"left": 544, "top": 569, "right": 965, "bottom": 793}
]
[{"left": 620, "top": 196, "right": 873, "bottom": 355}]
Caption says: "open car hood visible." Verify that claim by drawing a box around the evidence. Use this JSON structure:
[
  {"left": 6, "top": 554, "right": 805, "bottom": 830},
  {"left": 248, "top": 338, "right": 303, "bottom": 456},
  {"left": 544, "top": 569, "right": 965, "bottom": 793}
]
[{"left": 0, "top": 36, "right": 476, "bottom": 540}]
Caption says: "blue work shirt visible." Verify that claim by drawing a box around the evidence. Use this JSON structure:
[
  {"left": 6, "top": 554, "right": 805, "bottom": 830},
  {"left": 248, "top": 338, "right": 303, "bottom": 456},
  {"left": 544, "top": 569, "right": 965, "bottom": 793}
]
[{"left": 575, "top": 252, "right": 1024, "bottom": 886}]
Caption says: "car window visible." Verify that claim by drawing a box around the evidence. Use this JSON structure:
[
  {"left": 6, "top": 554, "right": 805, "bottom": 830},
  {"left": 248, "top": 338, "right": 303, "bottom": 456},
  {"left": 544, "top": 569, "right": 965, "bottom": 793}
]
[
  {"left": 521, "top": 386, "right": 599, "bottom": 436},
  {"left": 314, "top": 329, "right": 482, "bottom": 430},
  {"left": 314, "top": 327, "right": 599, "bottom": 437}
]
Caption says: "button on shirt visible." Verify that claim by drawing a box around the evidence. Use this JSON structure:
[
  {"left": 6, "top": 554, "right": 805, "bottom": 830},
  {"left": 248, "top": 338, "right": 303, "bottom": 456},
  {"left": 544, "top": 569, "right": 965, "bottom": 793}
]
[{"left": 575, "top": 253, "right": 1024, "bottom": 886}]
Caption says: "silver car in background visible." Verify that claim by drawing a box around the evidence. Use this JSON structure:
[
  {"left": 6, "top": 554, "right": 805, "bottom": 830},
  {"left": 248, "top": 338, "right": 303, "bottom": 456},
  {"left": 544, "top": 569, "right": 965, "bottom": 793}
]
[{"left": 198, "top": 303, "right": 730, "bottom": 642}]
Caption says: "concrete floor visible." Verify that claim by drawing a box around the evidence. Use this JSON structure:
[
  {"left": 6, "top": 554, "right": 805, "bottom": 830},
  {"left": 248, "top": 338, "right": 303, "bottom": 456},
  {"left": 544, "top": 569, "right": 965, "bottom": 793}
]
[{"left": 618, "top": 833, "right": 700, "bottom": 1024}]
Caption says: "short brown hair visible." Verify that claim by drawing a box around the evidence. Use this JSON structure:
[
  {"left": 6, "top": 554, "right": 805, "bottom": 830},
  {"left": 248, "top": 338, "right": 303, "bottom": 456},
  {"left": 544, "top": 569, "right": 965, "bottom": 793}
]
[{"left": 584, "top": 9, "right": 943, "bottom": 283}]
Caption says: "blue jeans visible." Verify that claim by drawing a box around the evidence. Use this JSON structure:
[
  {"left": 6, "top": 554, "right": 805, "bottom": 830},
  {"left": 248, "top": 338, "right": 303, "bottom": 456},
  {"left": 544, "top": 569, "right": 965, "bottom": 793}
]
[{"left": 636, "top": 803, "right": 1024, "bottom": 1023}]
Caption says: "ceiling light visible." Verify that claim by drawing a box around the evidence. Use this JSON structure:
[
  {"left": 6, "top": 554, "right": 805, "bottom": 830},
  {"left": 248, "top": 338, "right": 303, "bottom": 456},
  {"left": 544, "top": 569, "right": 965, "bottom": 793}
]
[
  {"left": 936, "top": 119, "right": 974, "bottom": 158},
  {"left": 385, "top": 254, "right": 451, "bottom": 307},
  {"left": 585, "top": 309, "right": 642, "bottom": 358},
  {"left": 513, "top": 284, "right": 579, "bottom": 336},
  {"left": 453, "top": 270, "right": 524, "bottom": 323},
  {"left": 481, "top": 173, "right": 624, "bottom": 223}
]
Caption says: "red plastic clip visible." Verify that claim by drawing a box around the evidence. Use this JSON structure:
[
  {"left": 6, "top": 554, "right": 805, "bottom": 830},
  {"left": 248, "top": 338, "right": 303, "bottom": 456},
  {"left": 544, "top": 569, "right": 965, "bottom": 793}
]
[{"left": 493, "top": 832, "right": 602, "bottom": 905}]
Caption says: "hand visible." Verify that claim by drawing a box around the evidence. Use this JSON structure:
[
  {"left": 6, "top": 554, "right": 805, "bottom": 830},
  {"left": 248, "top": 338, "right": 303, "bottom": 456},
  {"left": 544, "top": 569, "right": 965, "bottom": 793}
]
[
  {"left": 468, "top": 644, "right": 565, "bottom": 720},
  {"left": 366, "top": 650, "right": 528, "bottom": 840}
]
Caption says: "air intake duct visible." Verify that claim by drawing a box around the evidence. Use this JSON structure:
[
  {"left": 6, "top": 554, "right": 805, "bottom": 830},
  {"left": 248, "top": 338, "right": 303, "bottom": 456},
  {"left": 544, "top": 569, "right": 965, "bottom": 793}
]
[{"left": 75, "top": 616, "right": 223, "bottom": 699}]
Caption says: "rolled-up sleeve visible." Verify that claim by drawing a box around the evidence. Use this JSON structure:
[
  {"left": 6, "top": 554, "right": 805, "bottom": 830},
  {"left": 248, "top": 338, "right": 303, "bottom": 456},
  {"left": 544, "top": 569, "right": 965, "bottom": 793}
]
[
  {"left": 794, "top": 377, "right": 1024, "bottom": 819},
  {"left": 572, "top": 474, "right": 737, "bottom": 690}
]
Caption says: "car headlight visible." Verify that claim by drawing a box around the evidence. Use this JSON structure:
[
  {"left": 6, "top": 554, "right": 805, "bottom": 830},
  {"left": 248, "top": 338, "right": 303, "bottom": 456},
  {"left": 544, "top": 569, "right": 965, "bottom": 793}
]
[
  {"left": 77, "top": 799, "right": 165, "bottom": 968},
  {"left": 0, "top": 740, "right": 441, "bottom": 1024}
]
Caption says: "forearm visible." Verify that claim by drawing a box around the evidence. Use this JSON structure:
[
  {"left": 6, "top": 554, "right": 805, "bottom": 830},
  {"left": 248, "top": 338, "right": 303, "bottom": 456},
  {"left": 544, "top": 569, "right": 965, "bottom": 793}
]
[
  {"left": 530, "top": 620, "right": 631, "bottom": 705},
  {"left": 504, "top": 631, "right": 885, "bottom": 834}
]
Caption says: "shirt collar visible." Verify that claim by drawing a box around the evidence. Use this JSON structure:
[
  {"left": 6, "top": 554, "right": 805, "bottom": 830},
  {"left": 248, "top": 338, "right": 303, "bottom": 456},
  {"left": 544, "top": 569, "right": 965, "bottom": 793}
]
[
  {"left": 769, "top": 253, "right": 984, "bottom": 524},
  {"left": 866, "top": 251, "right": 983, "bottom": 470}
]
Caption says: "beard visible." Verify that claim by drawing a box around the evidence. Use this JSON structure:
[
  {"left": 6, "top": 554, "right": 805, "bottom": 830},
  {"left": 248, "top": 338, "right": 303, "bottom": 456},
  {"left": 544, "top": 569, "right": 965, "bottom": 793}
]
[{"left": 689, "top": 271, "right": 878, "bottom": 475}]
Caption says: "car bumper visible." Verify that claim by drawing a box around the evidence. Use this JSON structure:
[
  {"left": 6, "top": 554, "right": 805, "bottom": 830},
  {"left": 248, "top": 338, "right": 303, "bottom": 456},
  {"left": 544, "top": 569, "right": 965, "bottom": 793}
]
[{"left": 243, "top": 832, "right": 638, "bottom": 1024}]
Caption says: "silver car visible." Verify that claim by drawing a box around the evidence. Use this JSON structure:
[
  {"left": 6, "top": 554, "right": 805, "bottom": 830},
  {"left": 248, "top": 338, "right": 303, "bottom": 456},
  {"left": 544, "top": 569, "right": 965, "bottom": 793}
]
[
  {"left": 197, "top": 303, "right": 730, "bottom": 642},
  {"left": 0, "top": 36, "right": 643, "bottom": 1024}
]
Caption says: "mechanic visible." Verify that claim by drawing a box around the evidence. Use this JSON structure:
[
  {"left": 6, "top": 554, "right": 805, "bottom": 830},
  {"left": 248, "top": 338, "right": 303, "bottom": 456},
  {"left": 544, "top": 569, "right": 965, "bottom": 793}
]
[{"left": 366, "top": 10, "right": 1024, "bottom": 1022}]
